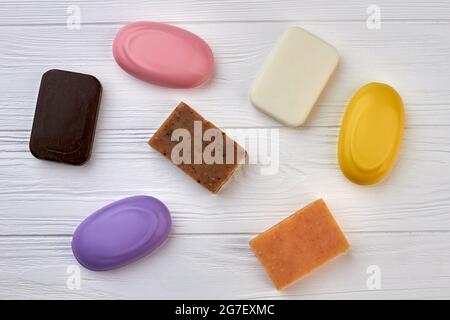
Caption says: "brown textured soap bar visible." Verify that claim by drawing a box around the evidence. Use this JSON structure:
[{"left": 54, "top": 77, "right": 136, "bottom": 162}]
[
  {"left": 250, "top": 199, "right": 350, "bottom": 290},
  {"left": 148, "top": 102, "right": 246, "bottom": 193},
  {"left": 29, "top": 69, "right": 102, "bottom": 165}
]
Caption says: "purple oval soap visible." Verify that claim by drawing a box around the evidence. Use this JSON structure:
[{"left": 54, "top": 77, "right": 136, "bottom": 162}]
[
  {"left": 112, "top": 21, "right": 214, "bottom": 88},
  {"left": 72, "top": 196, "right": 171, "bottom": 271}
]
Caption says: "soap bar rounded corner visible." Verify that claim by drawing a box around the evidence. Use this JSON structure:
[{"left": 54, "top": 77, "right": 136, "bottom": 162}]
[
  {"left": 112, "top": 21, "right": 214, "bottom": 88},
  {"left": 29, "top": 69, "right": 102, "bottom": 166},
  {"left": 283, "top": 115, "right": 307, "bottom": 128},
  {"left": 71, "top": 195, "right": 171, "bottom": 271},
  {"left": 250, "top": 85, "right": 306, "bottom": 128},
  {"left": 249, "top": 27, "right": 339, "bottom": 128},
  {"left": 290, "top": 27, "right": 341, "bottom": 63},
  {"left": 338, "top": 82, "right": 405, "bottom": 185}
]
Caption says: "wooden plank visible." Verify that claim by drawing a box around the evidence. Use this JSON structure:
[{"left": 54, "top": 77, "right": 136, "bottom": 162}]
[
  {"left": 0, "top": 232, "right": 449, "bottom": 299},
  {"left": 0, "top": 126, "right": 449, "bottom": 235},
  {"left": 1, "top": 0, "right": 450, "bottom": 26},
  {"left": 1, "top": 22, "right": 450, "bottom": 131},
  {"left": 1, "top": 0, "right": 449, "bottom": 300}
]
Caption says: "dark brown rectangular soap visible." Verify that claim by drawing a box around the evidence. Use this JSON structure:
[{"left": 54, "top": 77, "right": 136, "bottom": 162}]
[
  {"left": 29, "top": 69, "right": 102, "bottom": 165},
  {"left": 148, "top": 102, "right": 246, "bottom": 193}
]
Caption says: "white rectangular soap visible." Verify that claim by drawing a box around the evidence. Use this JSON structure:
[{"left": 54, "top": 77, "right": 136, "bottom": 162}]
[{"left": 250, "top": 28, "right": 339, "bottom": 127}]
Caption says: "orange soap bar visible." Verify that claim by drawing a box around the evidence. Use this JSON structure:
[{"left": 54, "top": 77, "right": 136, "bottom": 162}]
[{"left": 249, "top": 199, "right": 350, "bottom": 290}]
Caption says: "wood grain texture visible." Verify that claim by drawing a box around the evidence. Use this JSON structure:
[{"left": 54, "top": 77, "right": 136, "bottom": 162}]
[
  {"left": 1, "top": 22, "right": 450, "bottom": 130},
  {"left": 1, "top": 0, "right": 450, "bottom": 299},
  {"left": 1, "top": 233, "right": 450, "bottom": 299},
  {"left": 1, "top": 0, "right": 450, "bottom": 26},
  {"left": 0, "top": 126, "right": 449, "bottom": 235}
]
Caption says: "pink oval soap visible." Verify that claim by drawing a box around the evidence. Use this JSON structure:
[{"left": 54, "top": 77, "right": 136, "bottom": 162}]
[{"left": 113, "top": 22, "right": 214, "bottom": 88}]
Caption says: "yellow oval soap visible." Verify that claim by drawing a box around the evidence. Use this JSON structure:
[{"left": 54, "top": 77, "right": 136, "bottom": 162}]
[{"left": 338, "top": 82, "right": 404, "bottom": 185}]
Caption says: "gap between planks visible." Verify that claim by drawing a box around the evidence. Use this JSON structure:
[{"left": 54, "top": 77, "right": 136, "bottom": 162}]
[
  {"left": 1, "top": 19, "right": 450, "bottom": 28},
  {"left": 2, "top": 230, "right": 450, "bottom": 239}
]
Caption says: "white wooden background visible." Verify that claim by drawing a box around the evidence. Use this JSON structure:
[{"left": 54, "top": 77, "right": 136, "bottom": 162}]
[{"left": 1, "top": 0, "right": 450, "bottom": 299}]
